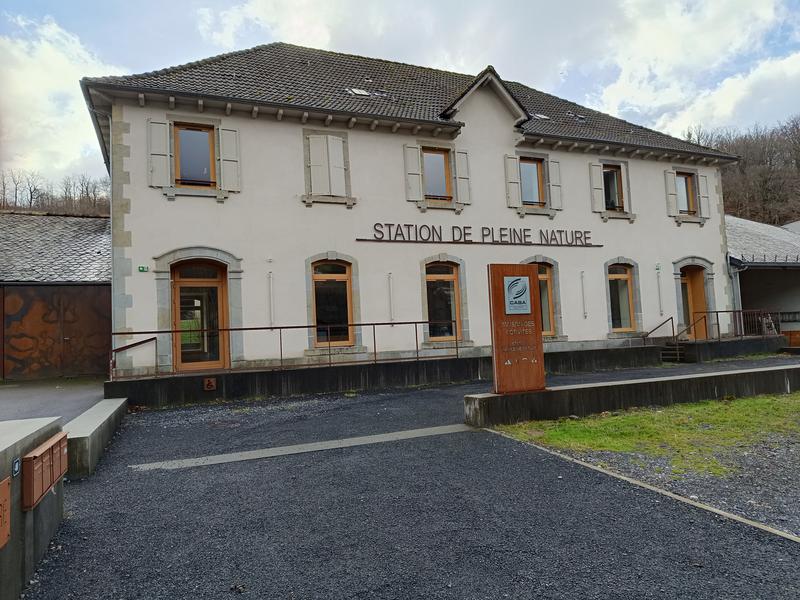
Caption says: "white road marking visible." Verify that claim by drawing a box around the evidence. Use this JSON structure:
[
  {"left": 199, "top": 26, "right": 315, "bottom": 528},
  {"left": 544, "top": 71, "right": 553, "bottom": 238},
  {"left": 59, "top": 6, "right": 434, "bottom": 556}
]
[{"left": 130, "top": 423, "right": 475, "bottom": 471}]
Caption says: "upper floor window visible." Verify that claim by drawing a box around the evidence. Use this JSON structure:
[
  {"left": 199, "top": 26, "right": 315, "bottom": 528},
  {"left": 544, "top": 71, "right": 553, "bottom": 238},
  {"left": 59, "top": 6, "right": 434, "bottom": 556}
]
[
  {"left": 676, "top": 172, "right": 697, "bottom": 214},
  {"left": 174, "top": 123, "right": 216, "bottom": 188},
  {"left": 422, "top": 148, "right": 452, "bottom": 201},
  {"left": 147, "top": 118, "right": 240, "bottom": 198},
  {"left": 603, "top": 164, "right": 624, "bottom": 211},
  {"left": 520, "top": 158, "right": 545, "bottom": 206}
]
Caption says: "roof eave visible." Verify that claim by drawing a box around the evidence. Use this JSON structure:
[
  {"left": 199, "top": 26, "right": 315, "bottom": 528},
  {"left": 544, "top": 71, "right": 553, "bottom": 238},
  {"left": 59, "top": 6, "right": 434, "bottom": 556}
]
[
  {"left": 80, "top": 79, "right": 111, "bottom": 174},
  {"left": 81, "top": 81, "right": 465, "bottom": 132},
  {"left": 520, "top": 132, "right": 738, "bottom": 163}
]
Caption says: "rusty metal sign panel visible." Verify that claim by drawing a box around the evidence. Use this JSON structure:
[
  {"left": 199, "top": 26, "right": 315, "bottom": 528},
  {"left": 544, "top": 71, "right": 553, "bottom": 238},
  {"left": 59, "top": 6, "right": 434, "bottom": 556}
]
[
  {"left": 2, "top": 285, "right": 111, "bottom": 380},
  {"left": 487, "top": 264, "right": 546, "bottom": 394},
  {"left": 0, "top": 476, "right": 10, "bottom": 549}
]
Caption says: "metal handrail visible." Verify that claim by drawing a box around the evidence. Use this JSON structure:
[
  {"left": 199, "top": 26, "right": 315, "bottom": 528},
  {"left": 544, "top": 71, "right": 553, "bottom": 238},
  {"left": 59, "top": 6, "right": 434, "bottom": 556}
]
[
  {"left": 642, "top": 316, "right": 674, "bottom": 344},
  {"left": 109, "top": 336, "right": 157, "bottom": 379},
  {"left": 674, "top": 314, "right": 707, "bottom": 341},
  {"left": 109, "top": 319, "right": 462, "bottom": 380}
]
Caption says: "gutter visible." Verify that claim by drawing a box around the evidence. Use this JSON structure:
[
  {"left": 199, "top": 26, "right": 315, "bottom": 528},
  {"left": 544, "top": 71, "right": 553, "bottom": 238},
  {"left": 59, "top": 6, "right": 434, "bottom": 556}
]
[{"left": 80, "top": 79, "right": 111, "bottom": 173}]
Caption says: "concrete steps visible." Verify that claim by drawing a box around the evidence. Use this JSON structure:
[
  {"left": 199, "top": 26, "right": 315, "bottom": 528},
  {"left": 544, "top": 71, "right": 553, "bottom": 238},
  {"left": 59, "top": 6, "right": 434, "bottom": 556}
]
[{"left": 63, "top": 398, "right": 127, "bottom": 479}]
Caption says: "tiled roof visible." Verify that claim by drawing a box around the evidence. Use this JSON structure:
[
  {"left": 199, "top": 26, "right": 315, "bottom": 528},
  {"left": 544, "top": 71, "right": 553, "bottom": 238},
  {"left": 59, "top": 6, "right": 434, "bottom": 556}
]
[
  {"left": 725, "top": 215, "right": 800, "bottom": 265},
  {"left": 82, "top": 42, "right": 734, "bottom": 160},
  {"left": 0, "top": 213, "right": 111, "bottom": 283}
]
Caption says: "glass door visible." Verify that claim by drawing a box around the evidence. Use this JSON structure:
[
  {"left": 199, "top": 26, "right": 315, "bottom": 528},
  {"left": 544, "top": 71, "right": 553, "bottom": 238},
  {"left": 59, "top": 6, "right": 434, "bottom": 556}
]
[{"left": 172, "top": 262, "right": 228, "bottom": 371}]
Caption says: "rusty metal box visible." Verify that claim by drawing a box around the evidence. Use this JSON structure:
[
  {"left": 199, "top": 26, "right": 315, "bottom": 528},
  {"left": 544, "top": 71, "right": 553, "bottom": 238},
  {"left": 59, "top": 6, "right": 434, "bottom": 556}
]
[
  {"left": 0, "top": 476, "right": 10, "bottom": 549},
  {"left": 22, "top": 432, "right": 66, "bottom": 511}
]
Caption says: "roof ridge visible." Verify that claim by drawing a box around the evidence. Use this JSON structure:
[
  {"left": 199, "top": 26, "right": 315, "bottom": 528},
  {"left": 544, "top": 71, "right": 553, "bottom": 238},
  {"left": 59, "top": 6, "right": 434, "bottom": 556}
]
[
  {"left": 84, "top": 41, "right": 478, "bottom": 84},
  {"left": 83, "top": 43, "right": 279, "bottom": 82}
]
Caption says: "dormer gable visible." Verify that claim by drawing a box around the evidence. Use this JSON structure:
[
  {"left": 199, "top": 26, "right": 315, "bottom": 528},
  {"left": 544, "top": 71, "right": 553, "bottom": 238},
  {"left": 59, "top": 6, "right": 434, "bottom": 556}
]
[{"left": 440, "top": 65, "right": 529, "bottom": 126}]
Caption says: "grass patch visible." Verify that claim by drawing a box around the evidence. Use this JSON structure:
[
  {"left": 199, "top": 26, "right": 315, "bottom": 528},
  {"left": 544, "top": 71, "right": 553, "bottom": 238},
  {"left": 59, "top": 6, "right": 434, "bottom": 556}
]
[{"left": 498, "top": 393, "right": 800, "bottom": 475}]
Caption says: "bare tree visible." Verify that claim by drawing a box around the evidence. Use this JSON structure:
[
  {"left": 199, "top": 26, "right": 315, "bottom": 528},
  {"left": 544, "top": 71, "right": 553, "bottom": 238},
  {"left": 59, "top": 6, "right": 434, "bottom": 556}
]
[{"left": 0, "top": 170, "right": 8, "bottom": 209}]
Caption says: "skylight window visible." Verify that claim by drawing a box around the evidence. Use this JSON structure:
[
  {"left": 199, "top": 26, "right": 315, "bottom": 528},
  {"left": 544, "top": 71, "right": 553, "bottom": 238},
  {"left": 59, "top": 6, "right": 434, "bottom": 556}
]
[
  {"left": 348, "top": 88, "right": 370, "bottom": 96},
  {"left": 533, "top": 113, "right": 550, "bottom": 120}
]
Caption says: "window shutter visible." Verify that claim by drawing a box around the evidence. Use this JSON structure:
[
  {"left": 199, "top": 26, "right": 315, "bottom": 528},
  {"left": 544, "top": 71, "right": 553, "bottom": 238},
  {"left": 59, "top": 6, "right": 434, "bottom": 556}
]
[
  {"left": 217, "top": 127, "right": 241, "bottom": 192},
  {"left": 147, "top": 118, "right": 171, "bottom": 188},
  {"left": 698, "top": 174, "right": 710, "bottom": 218},
  {"left": 664, "top": 170, "right": 678, "bottom": 216},
  {"left": 548, "top": 159, "right": 562, "bottom": 210},
  {"left": 403, "top": 144, "right": 423, "bottom": 202},
  {"left": 589, "top": 163, "right": 604, "bottom": 212},
  {"left": 327, "top": 136, "right": 347, "bottom": 197},
  {"left": 454, "top": 150, "right": 471, "bottom": 204},
  {"left": 308, "top": 135, "right": 330, "bottom": 196},
  {"left": 504, "top": 155, "right": 521, "bottom": 208}
]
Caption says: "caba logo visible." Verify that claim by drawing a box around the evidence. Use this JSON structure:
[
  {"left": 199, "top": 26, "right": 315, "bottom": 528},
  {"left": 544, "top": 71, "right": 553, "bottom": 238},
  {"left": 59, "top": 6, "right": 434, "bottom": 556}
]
[
  {"left": 503, "top": 276, "right": 531, "bottom": 315},
  {"left": 507, "top": 277, "right": 528, "bottom": 301}
]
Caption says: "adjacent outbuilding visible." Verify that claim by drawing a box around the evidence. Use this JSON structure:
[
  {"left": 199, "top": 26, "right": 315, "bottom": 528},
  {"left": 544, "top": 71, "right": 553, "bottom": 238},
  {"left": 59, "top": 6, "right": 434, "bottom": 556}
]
[
  {"left": 726, "top": 214, "right": 800, "bottom": 343},
  {"left": 0, "top": 212, "right": 111, "bottom": 380}
]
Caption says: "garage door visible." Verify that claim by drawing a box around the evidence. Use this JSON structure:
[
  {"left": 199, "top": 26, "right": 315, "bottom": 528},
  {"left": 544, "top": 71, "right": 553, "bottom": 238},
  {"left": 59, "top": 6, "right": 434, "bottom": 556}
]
[{"left": 2, "top": 285, "right": 111, "bottom": 380}]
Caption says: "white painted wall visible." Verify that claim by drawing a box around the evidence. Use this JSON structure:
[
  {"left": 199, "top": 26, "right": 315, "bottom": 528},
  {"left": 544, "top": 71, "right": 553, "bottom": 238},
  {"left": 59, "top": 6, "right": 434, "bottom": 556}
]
[{"left": 113, "top": 87, "right": 733, "bottom": 372}]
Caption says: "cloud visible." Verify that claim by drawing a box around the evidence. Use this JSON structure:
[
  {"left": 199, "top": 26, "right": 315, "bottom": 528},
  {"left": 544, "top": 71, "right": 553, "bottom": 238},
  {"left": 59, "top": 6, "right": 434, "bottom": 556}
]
[
  {"left": 0, "top": 15, "right": 125, "bottom": 179},
  {"left": 593, "top": 0, "right": 782, "bottom": 120},
  {"left": 656, "top": 51, "right": 800, "bottom": 135}
]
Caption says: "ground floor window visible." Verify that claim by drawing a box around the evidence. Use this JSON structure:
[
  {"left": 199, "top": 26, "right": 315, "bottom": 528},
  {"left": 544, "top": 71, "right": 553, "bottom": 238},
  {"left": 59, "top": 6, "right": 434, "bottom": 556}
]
[
  {"left": 425, "top": 262, "right": 460, "bottom": 340},
  {"left": 312, "top": 260, "right": 353, "bottom": 346},
  {"left": 537, "top": 264, "right": 555, "bottom": 336},
  {"left": 171, "top": 260, "right": 228, "bottom": 370},
  {"left": 608, "top": 264, "right": 635, "bottom": 331}
]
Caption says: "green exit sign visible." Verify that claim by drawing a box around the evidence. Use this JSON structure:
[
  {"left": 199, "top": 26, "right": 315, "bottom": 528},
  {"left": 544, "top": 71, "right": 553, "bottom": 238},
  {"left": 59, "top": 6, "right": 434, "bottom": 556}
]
[{"left": 138, "top": 266, "right": 149, "bottom": 272}]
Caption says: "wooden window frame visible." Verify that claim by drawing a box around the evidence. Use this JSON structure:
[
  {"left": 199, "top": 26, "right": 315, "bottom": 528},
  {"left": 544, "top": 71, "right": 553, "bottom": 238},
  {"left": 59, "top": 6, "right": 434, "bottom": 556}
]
[
  {"left": 608, "top": 264, "right": 635, "bottom": 333},
  {"left": 171, "top": 260, "right": 229, "bottom": 372},
  {"left": 425, "top": 262, "right": 462, "bottom": 342},
  {"left": 422, "top": 147, "right": 453, "bottom": 203},
  {"left": 174, "top": 123, "right": 216, "bottom": 189},
  {"left": 520, "top": 157, "right": 546, "bottom": 207},
  {"left": 676, "top": 172, "right": 697, "bottom": 215},
  {"left": 537, "top": 265, "right": 556, "bottom": 337},
  {"left": 311, "top": 260, "right": 354, "bottom": 347},
  {"left": 602, "top": 164, "right": 625, "bottom": 211}
]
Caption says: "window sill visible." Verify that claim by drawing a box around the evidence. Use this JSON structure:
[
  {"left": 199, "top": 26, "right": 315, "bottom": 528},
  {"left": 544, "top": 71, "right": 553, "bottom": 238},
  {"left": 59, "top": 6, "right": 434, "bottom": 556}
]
[
  {"left": 543, "top": 334, "right": 568, "bottom": 342},
  {"left": 599, "top": 210, "right": 636, "bottom": 223},
  {"left": 302, "top": 194, "right": 357, "bottom": 208},
  {"left": 304, "top": 345, "right": 367, "bottom": 357},
  {"left": 607, "top": 330, "right": 643, "bottom": 339},
  {"left": 416, "top": 199, "right": 465, "bottom": 214},
  {"left": 673, "top": 214, "right": 707, "bottom": 226},
  {"left": 516, "top": 204, "right": 557, "bottom": 219},
  {"left": 421, "top": 339, "right": 474, "bottom": 349},
  {"left": 163, "top": 187, "right": 229, "bottom": 203}
]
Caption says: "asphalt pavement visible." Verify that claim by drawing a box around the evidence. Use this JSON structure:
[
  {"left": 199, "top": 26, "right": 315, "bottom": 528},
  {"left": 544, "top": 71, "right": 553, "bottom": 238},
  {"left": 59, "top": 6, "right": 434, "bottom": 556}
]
[{"left": 24, "top": 382, "right": 800, "bottom": 599}]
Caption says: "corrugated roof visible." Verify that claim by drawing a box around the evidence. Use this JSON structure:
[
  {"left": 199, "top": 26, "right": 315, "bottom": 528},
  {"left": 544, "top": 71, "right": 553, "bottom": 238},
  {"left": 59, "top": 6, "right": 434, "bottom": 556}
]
[
  {"left": 0, "top": 213, "right": 111, "bottom": 283},
  {"left": 83, "top": 42, "right": 734, "bottom": 160},
  {"left": 725, "top": 215, "right": 800, "bottom": 265}
]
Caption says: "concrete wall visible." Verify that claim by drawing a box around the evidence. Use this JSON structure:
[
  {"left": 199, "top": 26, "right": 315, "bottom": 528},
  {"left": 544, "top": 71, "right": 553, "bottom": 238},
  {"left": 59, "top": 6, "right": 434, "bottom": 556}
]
[
  {"left": 0, "top": 418, "right": 63, "bottom": 600},
  {"left": 465, "top": 364, "right": 800, "bottom": 426},
  {"left": 110, "top": 85, "right": 733, "bottom": 375}
]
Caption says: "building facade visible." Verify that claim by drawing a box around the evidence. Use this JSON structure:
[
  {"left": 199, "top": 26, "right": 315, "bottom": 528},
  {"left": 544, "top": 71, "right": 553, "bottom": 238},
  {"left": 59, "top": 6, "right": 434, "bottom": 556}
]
[{"left": 81, "top": 43, "right": 737, "bottom": 377}]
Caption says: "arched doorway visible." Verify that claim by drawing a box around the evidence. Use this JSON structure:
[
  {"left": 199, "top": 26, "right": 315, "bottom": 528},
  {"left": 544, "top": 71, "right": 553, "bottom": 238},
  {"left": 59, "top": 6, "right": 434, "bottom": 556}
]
[
  {"left": 171, "top": 260, "right": 229, "bottom": 371},
  {"left": 680, "top": 265, "right": 708, "bottom": 340}
]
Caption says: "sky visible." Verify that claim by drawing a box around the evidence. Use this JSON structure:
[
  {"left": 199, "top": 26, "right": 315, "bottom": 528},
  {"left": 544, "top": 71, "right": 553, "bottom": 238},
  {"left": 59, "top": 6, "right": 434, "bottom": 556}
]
[{"left": 1, "top": 0, "right": 799, "bottom": 181}]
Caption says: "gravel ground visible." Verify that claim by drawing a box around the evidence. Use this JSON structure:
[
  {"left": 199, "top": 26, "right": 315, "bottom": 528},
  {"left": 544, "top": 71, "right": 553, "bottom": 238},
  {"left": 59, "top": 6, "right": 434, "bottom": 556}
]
[
  {"left": 560, "top": 433, "right": 800, "bottom": 538},
  {"left": 23, "top": 385, "right": 800, "bottom": 600}
]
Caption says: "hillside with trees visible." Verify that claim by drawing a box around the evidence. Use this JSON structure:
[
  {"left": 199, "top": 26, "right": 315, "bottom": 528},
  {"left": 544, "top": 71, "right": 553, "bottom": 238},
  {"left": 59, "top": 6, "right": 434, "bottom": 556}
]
[
  {"left": 0, "top": 169, "right": 110, "bottom": 216},
  {"left": 685, "top": 115, "right": 800, "bottom": 226}
]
